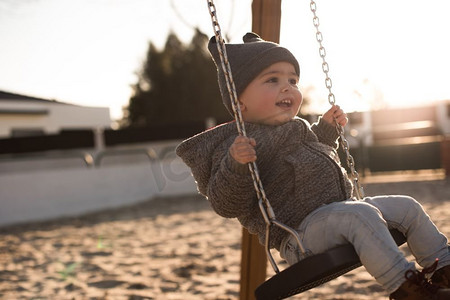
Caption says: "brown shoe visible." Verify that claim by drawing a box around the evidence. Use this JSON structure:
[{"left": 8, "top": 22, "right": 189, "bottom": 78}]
[
  {"left": 432, "top": 265, "right": 450, "bottom": 288},
  {"left": 390, "top": 260, "right": 450, "bottom": 300}
]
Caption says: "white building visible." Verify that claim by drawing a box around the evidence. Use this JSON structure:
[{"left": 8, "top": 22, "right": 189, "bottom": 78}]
[{"left": 0, "top": 90, "right": 111, "bottom": 138}]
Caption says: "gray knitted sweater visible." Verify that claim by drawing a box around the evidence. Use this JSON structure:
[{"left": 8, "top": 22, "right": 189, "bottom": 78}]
[{"left": 176, "top": 117, "right": 353, "bottom": 250}]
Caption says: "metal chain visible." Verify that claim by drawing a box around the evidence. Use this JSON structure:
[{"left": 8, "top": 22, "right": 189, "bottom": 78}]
[
  {"left": 310, "top": 0, "right": 364, "bottom": 199},
  {"left": 206, "top": 0, "right": 275, "bottom": 221}
]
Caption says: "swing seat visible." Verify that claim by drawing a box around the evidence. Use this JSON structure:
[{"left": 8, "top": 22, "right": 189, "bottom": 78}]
[{"left": 255, "top": 229, "right": 406, "bottom": 300}]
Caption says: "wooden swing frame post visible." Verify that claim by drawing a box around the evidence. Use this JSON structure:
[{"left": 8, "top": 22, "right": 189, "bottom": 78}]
[{"left": 239, "top": 2, "right": 282, "bottom": 299}]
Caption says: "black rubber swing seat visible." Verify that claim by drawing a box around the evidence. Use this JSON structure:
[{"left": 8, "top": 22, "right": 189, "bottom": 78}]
[{"left": 255, "top": 229, "right": 407, "bottom": 300}]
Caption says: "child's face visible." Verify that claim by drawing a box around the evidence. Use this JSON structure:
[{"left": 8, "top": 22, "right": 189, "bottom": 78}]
[{"left": 239, "top": 62, "right": 302, "bottom": 126}]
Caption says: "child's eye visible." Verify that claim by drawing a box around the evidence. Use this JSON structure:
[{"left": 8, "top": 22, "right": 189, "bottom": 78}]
[
  {"left": 289, "top": 78, "right": 298, "bottom": 85},
  {"left": 266, "top": 77, "right": 279, "bottom": 83}
]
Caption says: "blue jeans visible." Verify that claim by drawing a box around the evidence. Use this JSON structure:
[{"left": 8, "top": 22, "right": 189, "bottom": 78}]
[{"left": 279, "top": 195, "right": 450, "bottom": 293}]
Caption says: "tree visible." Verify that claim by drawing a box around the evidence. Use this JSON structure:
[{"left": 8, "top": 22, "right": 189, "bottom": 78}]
[{"left": 123, "top": 29, "right": 231, "bottom": 128}]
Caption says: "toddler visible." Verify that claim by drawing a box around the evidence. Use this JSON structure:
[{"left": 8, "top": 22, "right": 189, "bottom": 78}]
[{"left": 176, "top": 32, "right": 450, "bottom": 299}]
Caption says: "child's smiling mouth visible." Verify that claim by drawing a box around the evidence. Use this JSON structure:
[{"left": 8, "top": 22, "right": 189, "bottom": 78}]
[{"left": 276, "top": 99, "right": 292, "bottom": 108}]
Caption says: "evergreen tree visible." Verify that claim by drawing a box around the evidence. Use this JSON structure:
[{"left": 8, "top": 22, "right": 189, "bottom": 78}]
[{"left": 124, "top": 29, "right": 230, "bottom": 128}]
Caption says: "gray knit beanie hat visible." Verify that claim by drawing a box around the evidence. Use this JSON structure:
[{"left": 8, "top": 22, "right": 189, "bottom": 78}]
[{"left": 208, "top": 32, "right": 300, "bottom": 115}]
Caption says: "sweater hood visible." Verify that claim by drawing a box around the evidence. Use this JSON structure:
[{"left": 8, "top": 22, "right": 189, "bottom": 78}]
[{"left": 176, "top": 122, "right": 236, "bottom": 169}]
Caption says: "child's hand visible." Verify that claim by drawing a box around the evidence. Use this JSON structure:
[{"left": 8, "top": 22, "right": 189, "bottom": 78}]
[
  {"left": 322, "top": 105, "right": 348, "bottom": 127},
  {"left": 229, "top": 136, "right": 257, "bottom": 165}
]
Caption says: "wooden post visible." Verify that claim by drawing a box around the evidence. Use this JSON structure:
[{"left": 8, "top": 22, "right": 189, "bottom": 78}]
[
  {"left": 239, "top": 228, "right": 268, "bottom": 300},
  {"left": 251, "top": 0, "right": 282, "bottom": 43},
  {"left": 239, "top": 1, "right": 282, "bottom": 299}
]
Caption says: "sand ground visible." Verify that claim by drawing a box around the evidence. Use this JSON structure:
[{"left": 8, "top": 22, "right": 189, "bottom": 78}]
[{"left": 0, "top": 173, "right": 449, "bottom": 300}]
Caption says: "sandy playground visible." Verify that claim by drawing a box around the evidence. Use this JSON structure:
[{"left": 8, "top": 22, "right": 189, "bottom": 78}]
[{"left": 0, "top": 172, "right": 449, "bottom": 300}]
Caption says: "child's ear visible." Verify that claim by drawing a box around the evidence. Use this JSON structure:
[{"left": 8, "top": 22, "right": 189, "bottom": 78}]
[{"left": 239, "top": 100, "right": 247, "bottom": 112}]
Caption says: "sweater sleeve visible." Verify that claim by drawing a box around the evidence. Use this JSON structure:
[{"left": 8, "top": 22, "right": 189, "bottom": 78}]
[
  {"left": 311, "top": 117, "right": 340, "bottom": 149},
  {"left": 206, "top": 147, "right": 258, "bottom": 218}
]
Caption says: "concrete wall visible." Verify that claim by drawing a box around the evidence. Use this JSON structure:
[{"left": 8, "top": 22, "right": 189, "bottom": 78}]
[{"left": 0, "top": 147, "right": 198, "bottom": 227}]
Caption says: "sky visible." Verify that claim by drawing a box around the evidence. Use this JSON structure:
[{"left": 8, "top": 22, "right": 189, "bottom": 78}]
[{"left": 1, "top": 0, "right": 449, "bottom": 122}]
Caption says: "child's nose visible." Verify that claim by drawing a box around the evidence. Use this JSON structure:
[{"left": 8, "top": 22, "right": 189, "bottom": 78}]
[{"left": 281, "top": 82, "right": 291, "bottom": 92}]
